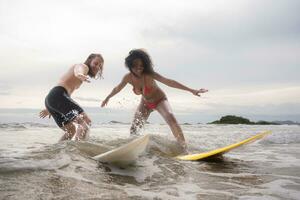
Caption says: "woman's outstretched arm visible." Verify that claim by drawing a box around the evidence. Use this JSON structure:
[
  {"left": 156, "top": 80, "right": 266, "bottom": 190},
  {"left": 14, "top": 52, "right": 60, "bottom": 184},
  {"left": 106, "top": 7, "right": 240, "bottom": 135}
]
[
  {"left": 153, "top": 72, "right": 208, "bottom": 96},
  {"left": 101, "top": 74, "right": 129, "bottom": 107}
]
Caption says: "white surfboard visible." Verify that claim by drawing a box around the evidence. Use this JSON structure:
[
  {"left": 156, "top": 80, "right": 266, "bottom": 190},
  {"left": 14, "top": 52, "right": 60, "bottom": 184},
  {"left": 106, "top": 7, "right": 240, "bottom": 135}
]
[{"left": 92, "top": 134, "right": 150, "bottom": 165}]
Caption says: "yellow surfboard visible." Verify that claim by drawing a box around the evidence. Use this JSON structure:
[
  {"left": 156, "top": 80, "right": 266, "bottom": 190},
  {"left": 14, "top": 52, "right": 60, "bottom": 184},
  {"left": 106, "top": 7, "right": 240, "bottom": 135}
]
[{"left": 177, "top": 131, "right": 271, "bottom": 161}]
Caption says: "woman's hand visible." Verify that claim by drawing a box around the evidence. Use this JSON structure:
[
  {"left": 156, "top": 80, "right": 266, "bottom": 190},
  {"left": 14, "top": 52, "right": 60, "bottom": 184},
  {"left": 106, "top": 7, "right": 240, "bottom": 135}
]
[
  {"left": 39, "top": 109, "right": 51, "bottom": 118},
  {"left": 101, "top": 97, "right": 110, "bottom": 107},
  {"left": 191, "top": 88, "right": 208, "bottom": 96}
]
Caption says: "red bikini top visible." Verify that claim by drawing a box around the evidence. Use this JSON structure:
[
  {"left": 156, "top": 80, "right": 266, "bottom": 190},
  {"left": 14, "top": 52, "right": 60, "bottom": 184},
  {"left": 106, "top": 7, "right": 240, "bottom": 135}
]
[{"left": 132, "top": 74, "right": 153, "bottom": 96}]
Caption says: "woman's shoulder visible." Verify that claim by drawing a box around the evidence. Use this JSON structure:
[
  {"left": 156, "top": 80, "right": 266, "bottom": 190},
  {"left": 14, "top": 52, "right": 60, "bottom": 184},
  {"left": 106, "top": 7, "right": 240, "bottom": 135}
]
[
  {"left": 145, "top": 72, "right": 157, "bottom": 80},
  {"left": 123, "top": 73, "right": 132, "bottom": 82}
]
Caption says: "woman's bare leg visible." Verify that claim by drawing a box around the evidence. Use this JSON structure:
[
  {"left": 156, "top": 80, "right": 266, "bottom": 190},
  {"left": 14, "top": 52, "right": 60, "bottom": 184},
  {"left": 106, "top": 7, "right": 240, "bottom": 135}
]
[
  {"left": 130, "top": 99, "right": 152, "bottom": 135},
  {"left": 155, "top": 100, "right": 187, "bottom": 150}
]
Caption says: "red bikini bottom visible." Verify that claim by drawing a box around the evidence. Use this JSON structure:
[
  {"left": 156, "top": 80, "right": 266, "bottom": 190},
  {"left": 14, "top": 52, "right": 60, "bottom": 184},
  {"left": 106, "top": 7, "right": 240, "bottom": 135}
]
[{"left": 144, "top": 97, "right": 167, "bottom": 110}]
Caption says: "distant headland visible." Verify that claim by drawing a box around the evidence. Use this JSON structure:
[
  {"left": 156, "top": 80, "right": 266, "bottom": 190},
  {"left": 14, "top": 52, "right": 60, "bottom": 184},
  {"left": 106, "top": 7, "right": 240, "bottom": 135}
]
[{"left": 209, "top": 115, "right": 279, "bottom": 125}]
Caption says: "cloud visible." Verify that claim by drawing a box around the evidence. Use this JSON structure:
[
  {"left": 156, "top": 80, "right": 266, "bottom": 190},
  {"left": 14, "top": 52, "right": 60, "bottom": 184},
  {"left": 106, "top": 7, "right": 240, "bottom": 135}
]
[
  {"left": 137, "top": 0, "right": 300, "bottom": 83},
  {"left": 0, "top": 92, "right": 10, "bottom": 96},
  {"left": 140, "top": 0, "right": 300, "bottom": 45}
]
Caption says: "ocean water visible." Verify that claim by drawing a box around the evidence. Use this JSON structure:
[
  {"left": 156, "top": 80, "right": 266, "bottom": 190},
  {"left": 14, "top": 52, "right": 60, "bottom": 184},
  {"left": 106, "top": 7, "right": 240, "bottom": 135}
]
[{"left": 0, "top": 122, "right": 300, "bottom": 200}]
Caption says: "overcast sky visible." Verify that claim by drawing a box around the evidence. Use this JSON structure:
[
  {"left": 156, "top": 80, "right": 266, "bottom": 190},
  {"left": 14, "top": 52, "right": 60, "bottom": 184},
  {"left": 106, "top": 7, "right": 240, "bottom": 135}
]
[{"left": 0, "top": 0, "right": 299, "bottom": 122}]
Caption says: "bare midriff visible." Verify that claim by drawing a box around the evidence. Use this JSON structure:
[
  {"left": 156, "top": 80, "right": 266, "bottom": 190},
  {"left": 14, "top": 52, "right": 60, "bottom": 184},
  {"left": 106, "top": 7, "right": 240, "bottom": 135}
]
[{"left": 142, "top": 83, "right": 166, "bottom": 103}]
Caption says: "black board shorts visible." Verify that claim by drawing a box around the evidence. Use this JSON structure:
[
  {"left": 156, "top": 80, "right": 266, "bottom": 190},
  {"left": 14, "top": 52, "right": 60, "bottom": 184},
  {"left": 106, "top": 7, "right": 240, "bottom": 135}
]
[{"left": 45, "top": 86, "right": 84, "bottom": 128}]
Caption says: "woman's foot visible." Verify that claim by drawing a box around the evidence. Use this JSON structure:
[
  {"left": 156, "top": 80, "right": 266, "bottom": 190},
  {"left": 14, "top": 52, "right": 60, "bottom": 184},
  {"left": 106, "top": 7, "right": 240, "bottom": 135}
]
[{"left": 179, "top": 142, "right": 189, "bottom": 155}]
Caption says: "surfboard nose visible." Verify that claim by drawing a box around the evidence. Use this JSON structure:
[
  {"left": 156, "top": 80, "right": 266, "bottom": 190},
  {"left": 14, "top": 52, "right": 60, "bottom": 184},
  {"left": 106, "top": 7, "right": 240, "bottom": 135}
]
[{"left": 92, "top": 134, "right": 150, "bottom": 165}]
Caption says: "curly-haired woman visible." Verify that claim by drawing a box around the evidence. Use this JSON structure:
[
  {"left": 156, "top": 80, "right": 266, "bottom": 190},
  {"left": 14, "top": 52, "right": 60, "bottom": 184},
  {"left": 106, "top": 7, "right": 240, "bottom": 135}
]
[{"left": 101, "top": 49, "right": 207, "bottom": 151}]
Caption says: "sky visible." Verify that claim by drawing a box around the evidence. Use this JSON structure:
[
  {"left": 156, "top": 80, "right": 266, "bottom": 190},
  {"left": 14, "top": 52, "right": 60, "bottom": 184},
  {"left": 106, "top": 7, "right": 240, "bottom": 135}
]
[{"left": 0, "top": 0, "right": 299, "bottom": 123}]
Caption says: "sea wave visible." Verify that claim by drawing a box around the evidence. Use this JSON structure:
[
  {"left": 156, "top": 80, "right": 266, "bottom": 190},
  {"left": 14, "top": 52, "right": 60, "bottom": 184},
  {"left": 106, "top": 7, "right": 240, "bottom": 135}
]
[{"left": 0, "top": 122, "right": 54, "bottom": 129}]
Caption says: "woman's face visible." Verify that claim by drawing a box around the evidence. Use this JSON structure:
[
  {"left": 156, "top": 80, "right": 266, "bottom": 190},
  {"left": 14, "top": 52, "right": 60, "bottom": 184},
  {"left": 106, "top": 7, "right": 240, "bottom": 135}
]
[
  {"left": 131, "top": 58, "right": 144, "bottom": 77},
  {"left": 90, "top": 57, "right": 103, "bottom": 78}
]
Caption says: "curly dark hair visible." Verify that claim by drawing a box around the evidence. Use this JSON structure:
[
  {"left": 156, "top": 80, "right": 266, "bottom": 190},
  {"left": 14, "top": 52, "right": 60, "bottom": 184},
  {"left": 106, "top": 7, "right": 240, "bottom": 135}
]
[
  {"left": 84, "top": 53, "right": 104, "bottom": 77},
  {"left": 125, "top": 49, "right": 154, "bottom": 76}
]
